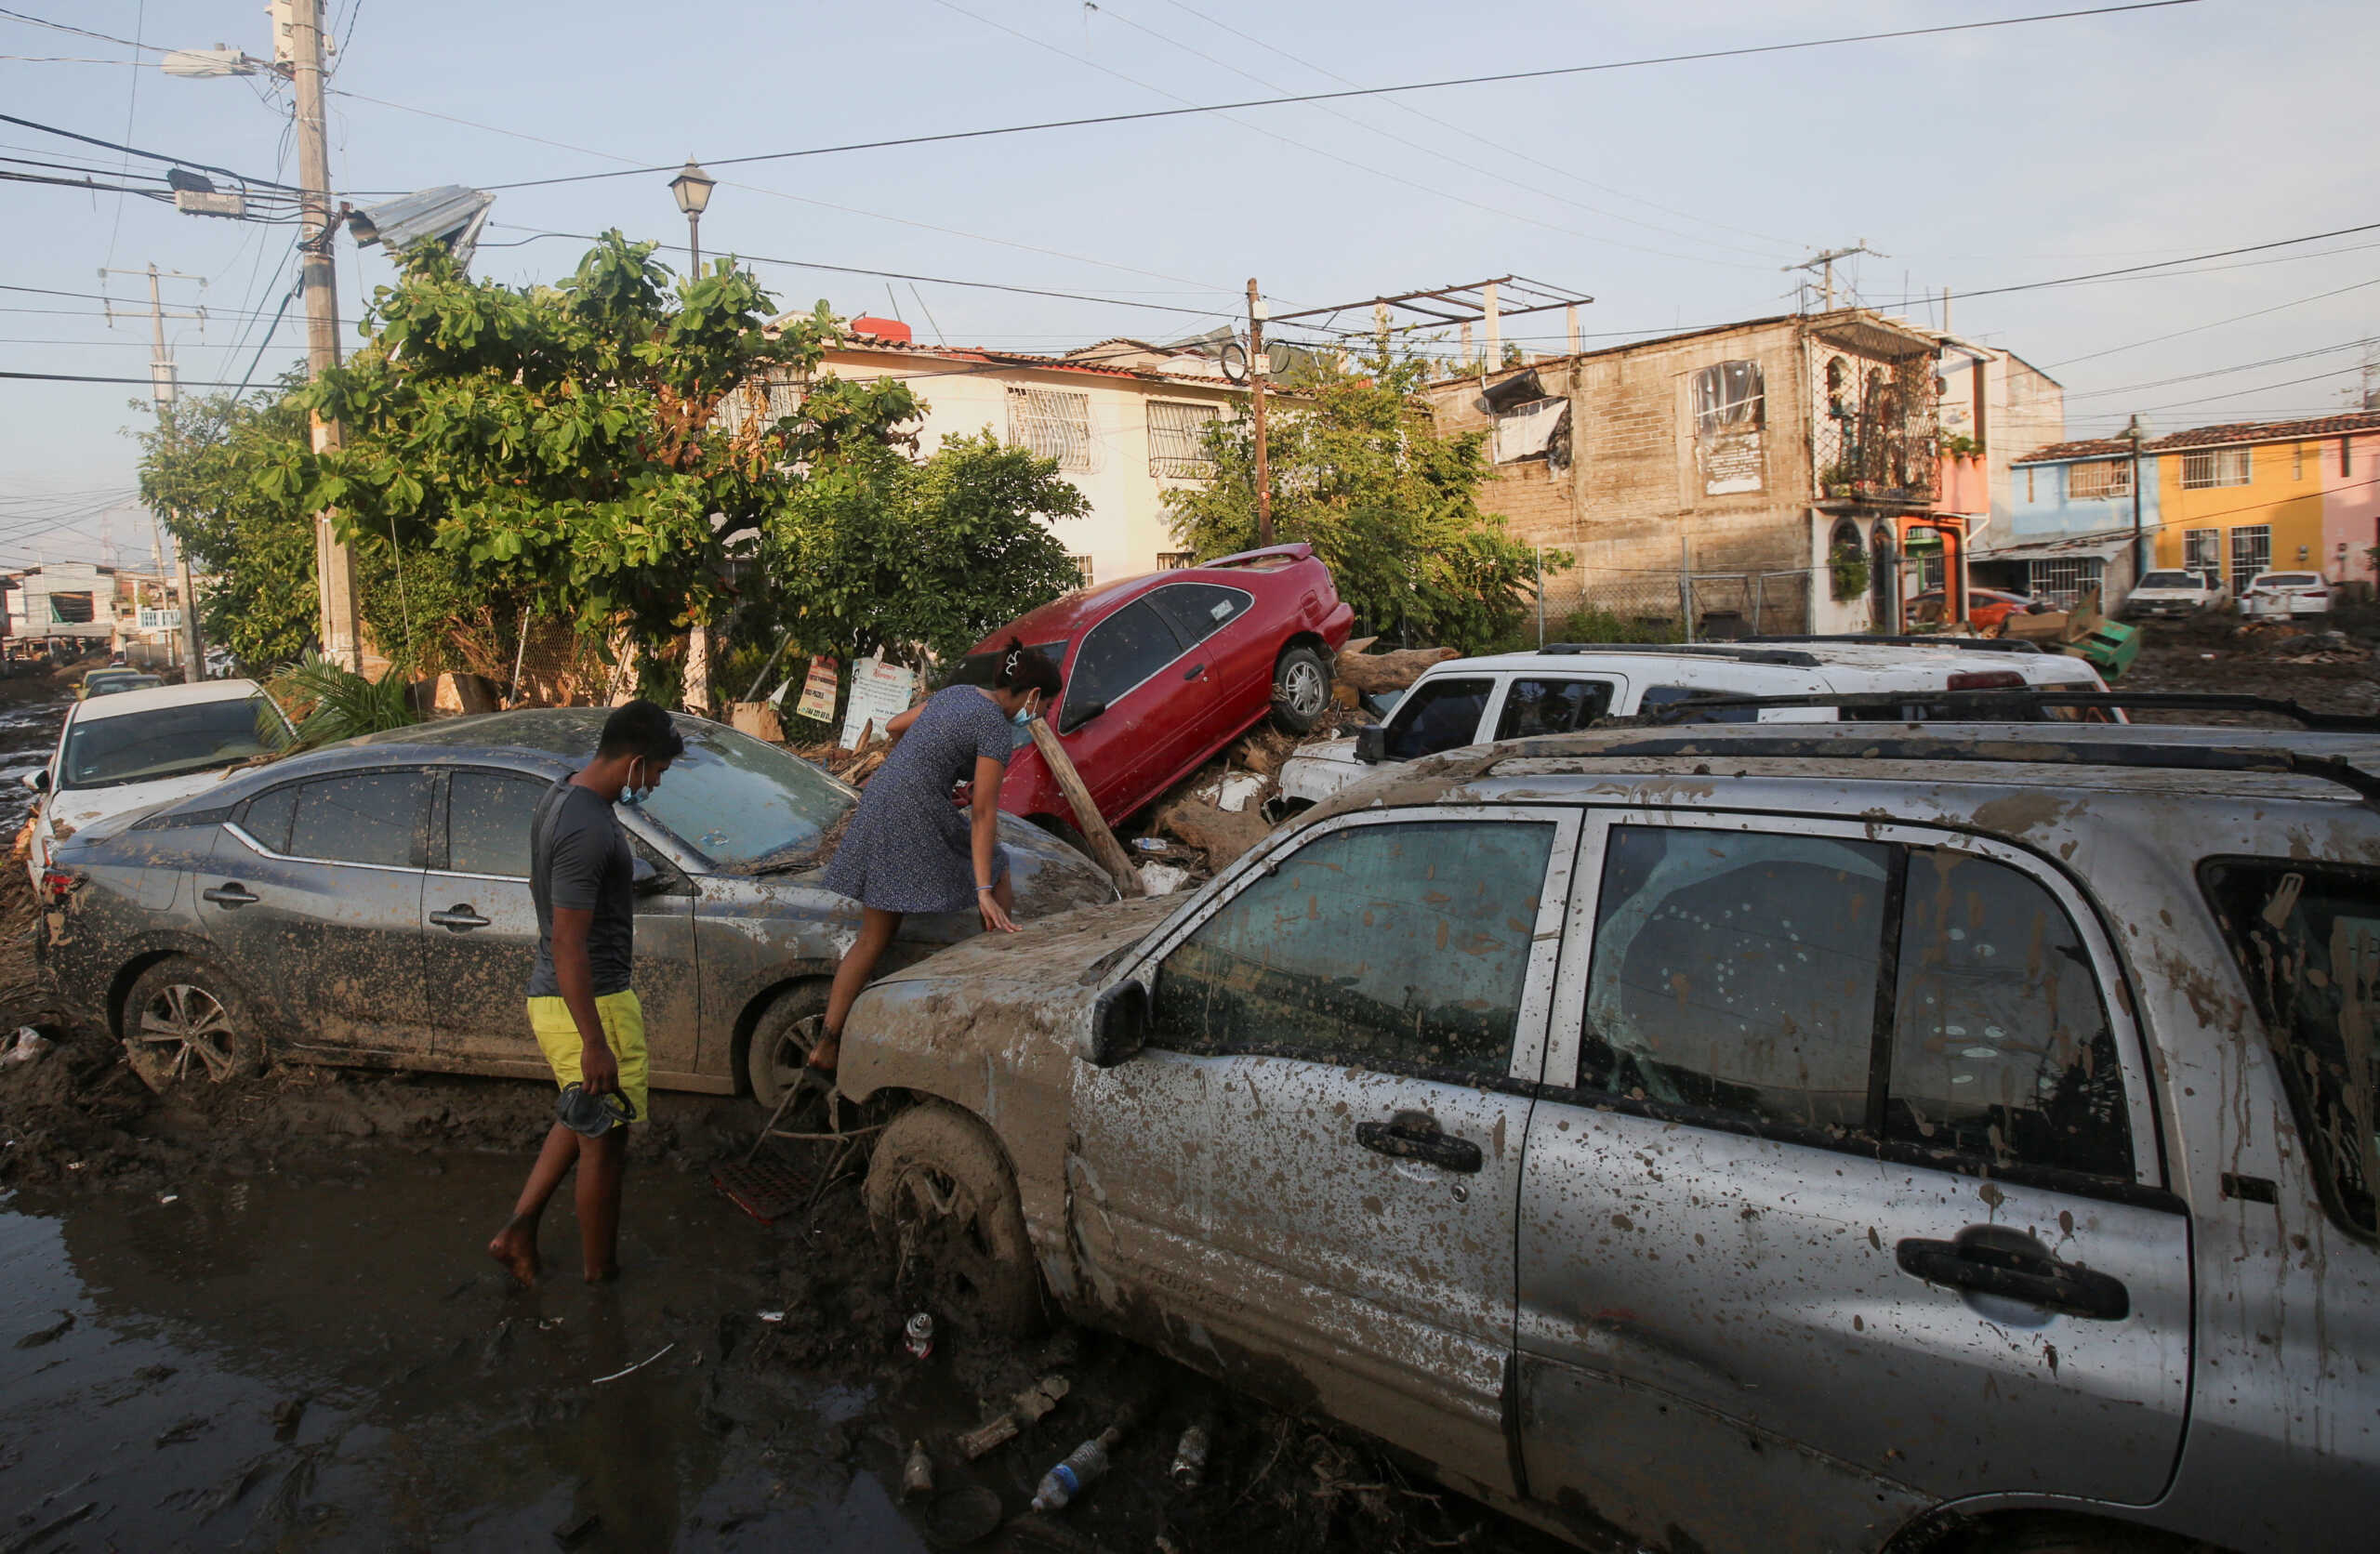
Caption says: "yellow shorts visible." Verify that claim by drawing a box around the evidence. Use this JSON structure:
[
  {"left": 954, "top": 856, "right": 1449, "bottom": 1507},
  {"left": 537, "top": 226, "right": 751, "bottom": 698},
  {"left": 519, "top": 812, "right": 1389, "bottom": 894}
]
[{"left": 526, "top": 990, "right": 650, "bottom": 1125}]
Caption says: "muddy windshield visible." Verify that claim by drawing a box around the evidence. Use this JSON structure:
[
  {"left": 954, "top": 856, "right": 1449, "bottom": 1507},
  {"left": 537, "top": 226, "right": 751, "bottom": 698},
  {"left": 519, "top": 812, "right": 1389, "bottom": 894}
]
[
  {"left": 60, "top": 696, "right": 279, "bottom": 790},
  {"left": 2137, "top": 572, "right": 2200, "bottom": 589},
  {"left": 2202, "top": 860, "right": 2380, "bottom": 1238},
  {"left": 637, "top": 721, "right": 850, "bottom": 869}
]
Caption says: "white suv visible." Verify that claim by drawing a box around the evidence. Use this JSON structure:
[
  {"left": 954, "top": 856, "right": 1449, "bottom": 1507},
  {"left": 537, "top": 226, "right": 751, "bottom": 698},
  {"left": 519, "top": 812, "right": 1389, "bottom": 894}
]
[
  {"left": 2124, "top": 569, "right": 2224, "bottom": 618},
  {"left": 1276, "top": 639, "right": 2109, "bottom": 811}
]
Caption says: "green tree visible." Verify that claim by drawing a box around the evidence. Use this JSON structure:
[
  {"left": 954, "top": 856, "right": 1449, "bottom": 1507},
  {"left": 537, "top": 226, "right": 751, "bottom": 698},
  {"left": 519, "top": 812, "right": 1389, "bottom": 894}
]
[
  {"left": 1163, "top": 349, "right": 1549, "bottom": 652},
  {"left": 269, "top": 233, "right": 919, "bottom": 653},
  {"left": 135, "top": 376, "right": 318, "bottom": 671},
  {"left": 757, "top": 430, "right": 1085, "bottom": 665}
]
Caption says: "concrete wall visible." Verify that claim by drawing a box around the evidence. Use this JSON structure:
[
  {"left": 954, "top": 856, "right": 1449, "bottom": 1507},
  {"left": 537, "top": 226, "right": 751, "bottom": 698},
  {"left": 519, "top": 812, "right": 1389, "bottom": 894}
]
[
  {"left": 823, "top": 347, "right": 1243, "bottom": 588},
  {"left": 2320, "top": 429, "right": 2380, "bottom": 586},
  {"left": 6, "top": 562, "right": 117, "bottom": 641},
  {"left": 2155, "top": 440, "right": 2324, "bottom": 588},
  {"left": 2005, "top": 455, "right": 2161, "bottom": 544}
]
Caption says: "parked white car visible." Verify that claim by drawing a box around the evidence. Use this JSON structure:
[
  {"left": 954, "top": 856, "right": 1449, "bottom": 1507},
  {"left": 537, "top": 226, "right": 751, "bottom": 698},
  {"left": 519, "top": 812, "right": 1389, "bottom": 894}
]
[
  {"left": 23, "top": 678, "right": 289, "bottom": 889},
  {"left": 2123, "top": 569, "right": 2224, "bottom": 618},
  {"left": 2240, "top": 571, "right": 2333, "bottom": 618},
  {"left": 1275, "top": 639, "right": 2109, "bottom": 811}
]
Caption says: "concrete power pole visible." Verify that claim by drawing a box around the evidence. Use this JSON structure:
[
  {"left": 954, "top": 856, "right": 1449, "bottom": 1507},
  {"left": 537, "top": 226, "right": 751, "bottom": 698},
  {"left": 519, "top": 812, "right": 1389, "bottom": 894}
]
[
  {"left": 291, "top": 0, "right": 362, "bottom": 670},
  {"left": 106, "top": 263, "right": 208, "bottom": 679},
  {"left": 1786, "top": 242, "right": 1884, "bottom": 312},
  {"left": 1248, "top": 278, "right": 1272, "bottom": 548}
]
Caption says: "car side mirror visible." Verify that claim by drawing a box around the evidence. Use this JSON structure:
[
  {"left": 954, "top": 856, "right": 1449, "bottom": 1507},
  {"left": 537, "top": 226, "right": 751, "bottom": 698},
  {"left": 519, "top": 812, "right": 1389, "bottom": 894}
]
[
  {"left": 20, "top": 769, "right": 46, "bottom": 793},
  {"left": 1059, "top": 699, "right": 1106, "bottom": 736},
  {"left": 1089, "top": 980, "right": 1147, "bottom": 1068},
  {"left": 1355, "top": 725, "right": 1386, "bottom": 765}
]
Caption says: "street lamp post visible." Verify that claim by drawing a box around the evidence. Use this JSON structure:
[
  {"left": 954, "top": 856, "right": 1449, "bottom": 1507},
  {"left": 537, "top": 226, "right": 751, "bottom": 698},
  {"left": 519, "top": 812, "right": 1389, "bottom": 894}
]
[
  {"left": 2121, "top": 413, "right": 2149, "bottom": 594},
  {"left": 669, "top": 161, "right": 715, "bottom": 276}
]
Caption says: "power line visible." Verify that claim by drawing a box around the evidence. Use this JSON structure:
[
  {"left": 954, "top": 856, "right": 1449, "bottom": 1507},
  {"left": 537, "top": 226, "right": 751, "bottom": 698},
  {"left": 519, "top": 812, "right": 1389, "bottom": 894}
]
[
  {"left": 2044, "top": 276, "right": 2380, "bottom": 369},
  {"left": 0, "top": 6, "right": 162, "bottom": 53},
  {"left": 2063, "top": 337, "right": 2380, "bottom": 401},
  {"left": 0, "top": 109, "right": 303, "bottom": 193},
  {"left": 476, "top": 2, "right": 2204, "bottom": 192}
]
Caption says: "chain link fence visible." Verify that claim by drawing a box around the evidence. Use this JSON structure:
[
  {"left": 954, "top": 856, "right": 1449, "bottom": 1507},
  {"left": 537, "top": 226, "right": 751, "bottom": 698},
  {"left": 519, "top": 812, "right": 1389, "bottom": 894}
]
[{"left": 1528, "top": 557, "right": 1814, "bottom": 645}]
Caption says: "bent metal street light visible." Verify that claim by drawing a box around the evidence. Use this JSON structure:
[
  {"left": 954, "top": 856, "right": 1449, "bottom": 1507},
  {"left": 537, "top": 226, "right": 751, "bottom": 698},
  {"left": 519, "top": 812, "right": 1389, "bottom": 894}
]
[{"left": 669, "top": 160, "right": 716, "bottom": 276}]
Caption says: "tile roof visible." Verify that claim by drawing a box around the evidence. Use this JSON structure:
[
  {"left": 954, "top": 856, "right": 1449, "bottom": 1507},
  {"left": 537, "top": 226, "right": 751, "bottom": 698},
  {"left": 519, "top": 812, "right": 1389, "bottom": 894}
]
[
  {"left": 2016, "top": 408, "right": 2380, "bottom": 464},
  {"left": 798, "top": 324, "right": 1240, "bottom": 388}
]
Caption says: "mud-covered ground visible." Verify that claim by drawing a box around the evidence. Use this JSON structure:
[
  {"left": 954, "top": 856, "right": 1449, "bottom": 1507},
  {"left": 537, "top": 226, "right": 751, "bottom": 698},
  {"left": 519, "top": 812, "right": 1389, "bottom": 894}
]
[
  {"left": 0, "top": 649, "right": 1559, "bottom": 1551},
  {"left": 3, "top": 626, "right": 2371, "bottom": 1552}
]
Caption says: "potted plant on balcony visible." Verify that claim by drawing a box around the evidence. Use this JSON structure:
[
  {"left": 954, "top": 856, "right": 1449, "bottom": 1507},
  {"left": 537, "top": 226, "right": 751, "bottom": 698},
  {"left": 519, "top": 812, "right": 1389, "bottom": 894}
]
[{"left": 1819, "top": 463, "right": 1852, "bottom": 499}]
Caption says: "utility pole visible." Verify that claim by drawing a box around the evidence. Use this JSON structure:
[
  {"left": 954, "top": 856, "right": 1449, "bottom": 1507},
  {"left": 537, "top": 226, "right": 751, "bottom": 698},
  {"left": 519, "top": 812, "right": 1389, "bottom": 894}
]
[
  {"left": 290, "top": 0, "right": 361, "bottom": 670},
  {"left": 1786, "top": 242, "right": 1884, "bottom": 312},
  {"left": 1248, "top": 278, "right": 1272, "bottom": 548},
  {"left": 104, "top": 263, "right": 208, "bottom": 679}
]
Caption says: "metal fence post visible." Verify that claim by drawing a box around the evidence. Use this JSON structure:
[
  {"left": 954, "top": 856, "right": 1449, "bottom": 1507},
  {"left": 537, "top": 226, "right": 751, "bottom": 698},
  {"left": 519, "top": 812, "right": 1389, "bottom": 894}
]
[
  {"left": 1536, "top": 546, "right": 1546, "bottom": 649},
  {"left": 1679, "top": 535, "right": 1695, "bottom": 644}
]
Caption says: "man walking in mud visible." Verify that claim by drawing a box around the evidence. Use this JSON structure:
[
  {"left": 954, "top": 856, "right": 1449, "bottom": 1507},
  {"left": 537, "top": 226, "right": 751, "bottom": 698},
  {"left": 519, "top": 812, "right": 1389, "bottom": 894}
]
[{"left": 489, "top": 700, "right": 685, "bottom": 1285}]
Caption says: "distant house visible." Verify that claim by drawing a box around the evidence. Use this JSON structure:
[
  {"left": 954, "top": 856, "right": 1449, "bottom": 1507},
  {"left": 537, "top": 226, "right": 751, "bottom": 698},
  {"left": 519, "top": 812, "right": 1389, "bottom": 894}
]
[
  {"left": 738, "top": 317, "right": 1250, "bottom": 587},
  {"left": 2002, "top": 410, "right": 2380, "bottom": 604},
  {"left": 1422, "top": 308, "right": 1978, "bottom": 636},
  {"left": 4, "top": 561, "right": 119, "bottom": 647}
]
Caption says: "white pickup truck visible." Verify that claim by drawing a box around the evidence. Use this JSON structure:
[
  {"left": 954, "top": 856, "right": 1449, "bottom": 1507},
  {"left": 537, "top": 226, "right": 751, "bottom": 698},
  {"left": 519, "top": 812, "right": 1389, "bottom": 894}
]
[{"left": 1274, "top": 639, "right": 2109, "bottom": 812}]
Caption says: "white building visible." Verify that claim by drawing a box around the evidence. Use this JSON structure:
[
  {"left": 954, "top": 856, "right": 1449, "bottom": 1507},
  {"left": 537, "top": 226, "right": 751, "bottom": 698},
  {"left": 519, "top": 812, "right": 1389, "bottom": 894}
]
[
  {"left": 752, "top": 319, "right": 1251, "bottom": 587},
  {"left": 4, "top": 561, "right": 120, "bottom": 649}
]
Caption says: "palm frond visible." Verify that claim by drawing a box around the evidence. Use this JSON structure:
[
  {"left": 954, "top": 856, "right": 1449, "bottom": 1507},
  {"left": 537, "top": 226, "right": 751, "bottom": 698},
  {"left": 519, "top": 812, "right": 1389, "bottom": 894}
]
[{"left": 262, "top": 653, "right": 420, "bottom": 749}]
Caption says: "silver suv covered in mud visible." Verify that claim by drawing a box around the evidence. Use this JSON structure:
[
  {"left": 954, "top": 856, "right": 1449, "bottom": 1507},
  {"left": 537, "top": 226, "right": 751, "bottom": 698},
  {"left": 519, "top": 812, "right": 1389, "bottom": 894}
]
[{"left": 844, "top": 720, "right": 2380, "bottom": 1554}]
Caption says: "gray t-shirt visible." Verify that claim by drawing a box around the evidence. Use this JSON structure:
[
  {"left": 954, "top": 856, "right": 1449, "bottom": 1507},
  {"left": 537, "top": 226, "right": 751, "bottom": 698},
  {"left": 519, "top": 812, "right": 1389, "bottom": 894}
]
[{"left": 527, "top": 778, "right": 635, "bottom": 999}]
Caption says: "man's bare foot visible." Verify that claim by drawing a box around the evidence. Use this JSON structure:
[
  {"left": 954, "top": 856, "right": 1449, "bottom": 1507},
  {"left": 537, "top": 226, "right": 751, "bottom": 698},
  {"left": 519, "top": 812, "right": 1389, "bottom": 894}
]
[
  {"left": 488, "top": 1219, "right": 540, "bottom": 1286},
  {"left": 584, "top": 1262, "right": 620, "bottom": 1285}
]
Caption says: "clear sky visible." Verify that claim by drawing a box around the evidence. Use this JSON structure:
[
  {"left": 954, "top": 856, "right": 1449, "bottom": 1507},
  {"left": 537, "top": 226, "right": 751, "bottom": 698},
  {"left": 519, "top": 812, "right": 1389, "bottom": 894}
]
[{"left": 3, "top": 0, "right": 2374, "bottom": 567}]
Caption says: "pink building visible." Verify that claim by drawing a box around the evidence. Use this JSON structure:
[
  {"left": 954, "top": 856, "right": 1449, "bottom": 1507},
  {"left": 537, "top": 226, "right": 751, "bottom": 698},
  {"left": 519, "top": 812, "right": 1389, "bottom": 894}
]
[{"left": 2320, "top": 418, "right": 2380, "bottom": 588}]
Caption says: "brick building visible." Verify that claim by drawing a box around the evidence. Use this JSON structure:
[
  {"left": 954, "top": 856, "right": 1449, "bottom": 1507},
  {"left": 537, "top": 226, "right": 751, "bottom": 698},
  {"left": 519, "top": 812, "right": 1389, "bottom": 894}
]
[{"left": 1424, "top": 309, "right": 1963, "bottom": 636}]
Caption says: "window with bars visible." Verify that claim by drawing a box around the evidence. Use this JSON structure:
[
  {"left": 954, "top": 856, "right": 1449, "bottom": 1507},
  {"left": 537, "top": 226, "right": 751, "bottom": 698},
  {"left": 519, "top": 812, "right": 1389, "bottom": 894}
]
[
  {"left": 2182, "top": 446, "right": 2253, "bottom": 489},
  {"left": 1689, "top": 360, "right": 1765, "bottom": 494},
  {"left": 1009, "top": 388, "right": 1096, "bottom": 471},
  {"left": 2030, "top": 557, "right": 2105, "bottom": 608},
  {"left": 2229, "top": 524, "right": 2272, "bottom": 589},
  {"left": 2184, "top": 529, "right": 2221, "bottom": 576},
  {"left": 2065, "top": 459, "right": 2131, "bottom": 500},
  {"left": 1146, "top": 401, "right": 1222, "bottom": 479},
  {"left": 1068, "top": 555, "right": 1096, "bottom": 590},
  {"left": 1156, "top": 551, "right": 1195, "bottom": 571}
]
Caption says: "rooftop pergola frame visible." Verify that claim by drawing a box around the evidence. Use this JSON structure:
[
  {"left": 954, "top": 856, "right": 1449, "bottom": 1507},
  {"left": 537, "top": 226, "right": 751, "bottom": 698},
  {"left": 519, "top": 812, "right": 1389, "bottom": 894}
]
[{"left": 1268, "top": 275, "right": 1595, "bottom": 343}]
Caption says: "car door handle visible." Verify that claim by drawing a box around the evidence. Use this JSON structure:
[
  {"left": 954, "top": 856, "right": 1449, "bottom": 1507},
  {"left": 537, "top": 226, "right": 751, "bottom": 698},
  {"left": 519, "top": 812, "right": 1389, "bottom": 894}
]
[
  {"left": 430, "top": 904, "right": 492, "bottom": 932},
  {"left": 1356, "top": 1116, "right": 1484, "bottom": 1174},
  {"left": 201, "top": 882, "right": 258, "bottom": 908},
  {"left": 1183, "top": 663, "right": 1208, "bottom": 680},
  {"left": 1895, "top": 1236, "right": 2130, "bottom": 1321}
]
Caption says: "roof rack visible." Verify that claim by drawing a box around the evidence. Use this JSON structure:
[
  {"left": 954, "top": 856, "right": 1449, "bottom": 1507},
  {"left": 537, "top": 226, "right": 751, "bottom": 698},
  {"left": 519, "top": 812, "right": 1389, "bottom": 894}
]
[
  {"left": 1498, "top": 729, "right": 2380, "bottom": 808},
  {"left": 1539, "top": 641, "right": 1823, "bottom": 667},
  {"left": 1740, "top": 634, "right": 2044, "bottom": 655},
  {"left": 1637, "top": 688, "right": 2380, "bottom": 733}
]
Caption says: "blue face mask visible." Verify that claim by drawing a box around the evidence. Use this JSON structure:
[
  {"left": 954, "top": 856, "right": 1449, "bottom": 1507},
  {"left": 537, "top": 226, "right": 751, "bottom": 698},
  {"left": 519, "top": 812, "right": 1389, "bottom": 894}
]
[
  {"left": 1012, "top": 705, "right": 1035, "bottom": 728},
  {"left": 621, "top": 760, "right": 650, "bottom": 807}
]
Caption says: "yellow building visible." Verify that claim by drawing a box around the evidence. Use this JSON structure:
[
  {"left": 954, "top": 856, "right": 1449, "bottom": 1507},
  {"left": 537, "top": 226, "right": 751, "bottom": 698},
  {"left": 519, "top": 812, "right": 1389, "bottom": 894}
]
[{"left": 2151, "top": 418, "right": 2335, "bottom": 588}]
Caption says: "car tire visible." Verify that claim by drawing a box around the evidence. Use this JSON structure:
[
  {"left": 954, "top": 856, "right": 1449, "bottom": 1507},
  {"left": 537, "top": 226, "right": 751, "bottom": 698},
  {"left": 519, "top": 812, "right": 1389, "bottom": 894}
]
[
  {"left": 1270, "top": 644, "right": 1331, "bottom": 734},
  {"left": 119, "top": 955, "right": 266, "bottom": 1093},
  {"left": 1964, "top": 1514, "right": 2204, "bottom": 1554},
  {"left": 746, "top": 981, "right": 830, "bottom": 1110},
  {"left": 864, "top": 1100, "right": 1043, "bottom": 1339}
]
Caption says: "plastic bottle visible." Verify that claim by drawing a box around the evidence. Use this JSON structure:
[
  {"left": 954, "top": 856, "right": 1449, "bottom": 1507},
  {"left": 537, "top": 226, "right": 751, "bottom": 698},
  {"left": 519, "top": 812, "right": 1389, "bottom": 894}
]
[
  {"left": 1170, "top": 1424, "right": 1209, "bottom": 1491},
  {"left": 1031, "top": 1426, "right": 1122, "bottom": 1513}
]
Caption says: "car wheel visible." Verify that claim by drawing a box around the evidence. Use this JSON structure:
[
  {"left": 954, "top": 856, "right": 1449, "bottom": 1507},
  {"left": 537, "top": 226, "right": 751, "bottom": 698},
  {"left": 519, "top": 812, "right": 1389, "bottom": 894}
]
[
  {"left": 1270, "top": 644, "right": 1331, "bottom": 734},
  {"left": 746, "top": 981, "right": 830, "bottom": 1109},
  {"left": 120, "top": 955, "right": 266, "bottom": 1093},
  {"left": 864, "top": 1101, "right": 1043, "bottom": 1338}
]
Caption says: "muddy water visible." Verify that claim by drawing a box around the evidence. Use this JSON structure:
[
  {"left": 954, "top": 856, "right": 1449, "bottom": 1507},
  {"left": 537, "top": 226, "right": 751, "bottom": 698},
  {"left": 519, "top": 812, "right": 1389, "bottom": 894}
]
[
  {"left": 0, "top": 1154, "right": 921, "bottom": 1550},
  {"left": 0, "top": 691, "right": 68, "bottom": 836}
]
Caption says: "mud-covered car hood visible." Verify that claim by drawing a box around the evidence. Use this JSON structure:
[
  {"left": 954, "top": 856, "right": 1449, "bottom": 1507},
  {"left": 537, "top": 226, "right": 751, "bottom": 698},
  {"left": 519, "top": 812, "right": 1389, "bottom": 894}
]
[
  {"left": 47, "top": 766, "right": 245, "bottom": 840},
  {"left": 876, "top": 892, "right": 1179, "bottom": 990}
]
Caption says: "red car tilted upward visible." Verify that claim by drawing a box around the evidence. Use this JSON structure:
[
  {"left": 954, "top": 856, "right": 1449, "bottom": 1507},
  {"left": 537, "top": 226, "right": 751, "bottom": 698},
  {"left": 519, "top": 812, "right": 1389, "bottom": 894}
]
[{"left": 955, "top": 545, "right": 1355, "bottom": 831}]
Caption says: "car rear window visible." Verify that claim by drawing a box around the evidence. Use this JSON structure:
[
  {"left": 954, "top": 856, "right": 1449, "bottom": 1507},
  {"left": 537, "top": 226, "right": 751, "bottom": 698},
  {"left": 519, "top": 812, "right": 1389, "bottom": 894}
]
[
  {"left": 2202, "top": 860, "right": 2380, "bottom": 1238},
  {"left": 2258, "top": 573, "right": 2320, "bottom": 586}
]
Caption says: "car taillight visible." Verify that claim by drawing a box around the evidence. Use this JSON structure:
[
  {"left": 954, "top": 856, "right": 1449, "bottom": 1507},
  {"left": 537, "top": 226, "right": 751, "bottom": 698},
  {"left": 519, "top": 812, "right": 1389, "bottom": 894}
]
[
  {"left": 1948, "top": 671, "right": 2026, "bottom": 691},
  {"left": 39, "top": 868, "right": 79, "bottom": 905}
]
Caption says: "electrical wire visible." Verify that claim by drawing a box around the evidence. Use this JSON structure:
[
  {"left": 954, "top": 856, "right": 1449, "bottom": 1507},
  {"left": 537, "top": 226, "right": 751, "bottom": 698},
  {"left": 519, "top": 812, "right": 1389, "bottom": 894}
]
[
  {"left": 0, "top": 6, "right": 161, "bottom": 53},
  {"left": 2062, "top": 337, "right": 2380, "bottom": 401},
  {"left": 473, "top": 3, "right": 2206, "bottom": 192},
  {"left": 2045, "top": 276, "right": 2380, "bottom": 370},
  {"left": 0, "top": 109, "right": 303, "bottom": 192}
]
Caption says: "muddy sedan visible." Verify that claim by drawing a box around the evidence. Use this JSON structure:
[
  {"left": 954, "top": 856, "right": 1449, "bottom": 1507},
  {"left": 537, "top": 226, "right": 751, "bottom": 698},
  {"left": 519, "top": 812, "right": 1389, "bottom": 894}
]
[{"left": 38, "top": 709, "right": 1112, "bottom": 1100}]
